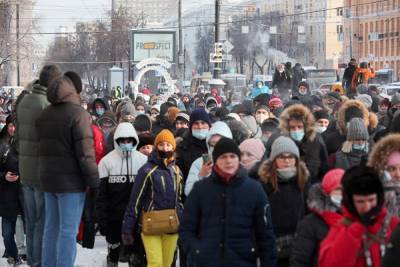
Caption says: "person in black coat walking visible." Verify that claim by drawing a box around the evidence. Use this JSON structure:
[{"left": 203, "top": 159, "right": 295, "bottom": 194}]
[
  {"left": 258, "top": 136, "right": 309, "bottom": 267},
  {"left": 180, "top": 138, "right": 277, "bottom": 267},
  {"left": 290, "top": 169, "right": 345, "bottom": 267}
]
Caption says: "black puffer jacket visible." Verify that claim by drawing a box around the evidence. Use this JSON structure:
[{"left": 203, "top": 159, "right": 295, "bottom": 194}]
[
  {"left": 36, "top": 75, "right": 99, "bottom": 193},
  {"left": 290, "top": 184, "right": 343, "bottom": 267},
  {"left": 176, "top": 131, "right": 207, "bottom": 180}
]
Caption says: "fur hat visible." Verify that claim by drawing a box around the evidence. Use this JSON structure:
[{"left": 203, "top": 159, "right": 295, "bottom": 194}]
[
  {"left": 137, "top": 133, "right": 155, "bottom": 150},
  {"left": 368, "top": 134, "right": 400, "bottom": 174},
  {"left": 342, "top": 165, "right": 384, "bottom": 218},
  {"left": 314, "top": 110, "right": 329, "bottom": 121},
  {"left": 279, "top": 104, "right": 316, "bottom": 141},
  {"left": 39, "top": 64, "right": 62, "bottom": 87}
]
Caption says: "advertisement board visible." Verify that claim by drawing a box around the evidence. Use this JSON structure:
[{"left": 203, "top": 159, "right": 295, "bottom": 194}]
[
  {"left": 131, "top": 30, "right": 176, "bottom": 63},
  {"left": 108, "top": 66, "right": 125, "bottom": 99}
]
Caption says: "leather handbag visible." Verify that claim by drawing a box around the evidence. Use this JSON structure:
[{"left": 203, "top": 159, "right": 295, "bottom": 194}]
[{"left": 141, "top": 166, "right": 180, "bottom": 235}]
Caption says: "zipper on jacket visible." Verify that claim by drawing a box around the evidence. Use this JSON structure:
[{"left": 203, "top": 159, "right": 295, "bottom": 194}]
[{"left": 161, "top": 175, "right": 166, "bottom": 192}]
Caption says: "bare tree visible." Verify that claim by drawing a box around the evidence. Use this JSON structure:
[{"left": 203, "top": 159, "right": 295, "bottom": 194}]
[{"left": 195, "top": 26, "right": 214, "bottom": 73}]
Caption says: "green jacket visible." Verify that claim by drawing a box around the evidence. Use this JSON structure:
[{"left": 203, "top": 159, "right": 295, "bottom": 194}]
[{"left": 16, "top": 84, "right": 49, "bottom": 187}]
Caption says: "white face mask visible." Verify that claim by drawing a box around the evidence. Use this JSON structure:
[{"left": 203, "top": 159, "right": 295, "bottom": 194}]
[
  {"left": 383, "top": 170, "right": 392, "bottom": 182},
  {"left": 316, "top": 126, "right": 327, "bottom": 133},
  {"left": 0, "top": 123, "right": 5, "bottom": 130},
  {"left": 256, "top": 114, "right": 269, "bottom": 124},
  {"left": 277, "top": 167, "right": 297, "bottom": 180},
  {"left": 330, "top": 195, "right": 342, "bottom": 208}
]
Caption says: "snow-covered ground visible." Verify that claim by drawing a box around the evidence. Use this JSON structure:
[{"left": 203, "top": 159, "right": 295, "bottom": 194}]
[{"left": 0, "top": 219, "right": 130, "bottom": 267}]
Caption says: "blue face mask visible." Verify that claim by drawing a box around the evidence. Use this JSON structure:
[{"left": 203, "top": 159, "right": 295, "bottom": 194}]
[
  {"left": 96, "top": 108, "right": 105, "bottom": 116},
  {"left": 352, "top": 143, "right": 368, "bottom": 153},
  {"left": 192, "top": 129, "right": 209, "bottom": 140},
  {"left": 383, "top": 170, "right": 392, "bottom": 182},
  {"left": 120, "top": 143, "right": 134, "bottom": 152},
  {"left": 290, "top": 130, "right": 305, "bottom": 141}
]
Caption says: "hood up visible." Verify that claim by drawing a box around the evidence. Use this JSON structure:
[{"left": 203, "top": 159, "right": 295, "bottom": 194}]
[
  {"left": 113, "top": 122, "right": 140, "bottom": 155},
  {"left": 206, "top": 121, "right": 232, "bottom": 153},
  {"left": 279, "top": 103, "right": 317, "bottom": 141},
  {"left": 47, "top": 75, "right": 81, "bottom": 105}
]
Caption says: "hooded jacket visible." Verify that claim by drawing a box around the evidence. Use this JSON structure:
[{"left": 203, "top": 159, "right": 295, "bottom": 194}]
[
  {"left": 185, "top": 121, "right": 232, "bottom": 196},
  {"left": 279, "top": 104, "right": 328, "bottom": 183},
  {"left": 180, "top": 167, "right": 277, "bottom": 267},
  {"left": 121, "top": 152, "right": 184, "bottom": 235},
  {"left": 290, "top": 184, "right": 343, "bottom": 267},
  {"left": 325, "top": 100, "right": 378, "bottom": 154},
  {"left": 319, "top": 207, "right": 399, "bottom": 267},
  {"left": 91, "top": 98, "right": 111, "bottom": 118},
  {"left": 36, "top": 76, "right": 99, "bottom": 193},
  {"left": 251, "top": 79, "right": 271, "bottom": 99},
  {"left": 16, "top": 83, "right": 50, "bottom": 188},
  {"left": 96, "top": 123, "right": 148, "bottom": 224},
  {"left": 351, "top": 67, "right": 375, "bottom": 93}
]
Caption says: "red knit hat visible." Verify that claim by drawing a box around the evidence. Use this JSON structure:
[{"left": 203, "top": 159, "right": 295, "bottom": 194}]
[{"left": 322, "top": 169, "right": 345, "bottom": 194}]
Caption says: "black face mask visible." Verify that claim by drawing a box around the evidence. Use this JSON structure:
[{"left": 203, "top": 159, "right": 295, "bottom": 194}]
[{"left": 158, "top": 150, "right": 174, "bottom": 159}]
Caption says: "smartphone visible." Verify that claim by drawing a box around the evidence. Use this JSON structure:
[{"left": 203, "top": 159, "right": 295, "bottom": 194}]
[{"left": 202, "top": 154, "right": 210, "bottom": 164}]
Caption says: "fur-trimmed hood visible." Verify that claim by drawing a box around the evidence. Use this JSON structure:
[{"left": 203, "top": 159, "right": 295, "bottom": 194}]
[
  {"left": 279, "top": 104, "right": 316, "bottom": 141},
  {"left": 307, "top": 183, "right": 339, "bottom": 213},
  {"left": 336, "top": 99, "right": 376, "bottom": 135},
  {"left": 258, "top": 158, "right": 309, "bottom": 185},
  {"left": 368, "top": 134, "right": 400, "bottom": 174}
]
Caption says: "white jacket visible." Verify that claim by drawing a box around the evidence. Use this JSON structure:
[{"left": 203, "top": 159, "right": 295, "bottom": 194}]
[{"left": 184, "top": 121, "right": 232, "bottom": 196}]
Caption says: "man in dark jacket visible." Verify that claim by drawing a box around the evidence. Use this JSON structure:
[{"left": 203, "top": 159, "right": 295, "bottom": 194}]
[
  {"left": 342, "top": 58, "right": 357, "bottom": 93},
  {"left": 176, "top": 108, "right": 211, "bottom": 181},
  {"left": 180, "top": 138, "right": 277, "bottom": 267},
  {"left": 272, "top": 64, "right": 292, "bottom": 97},
  {"left": 36, "top": 72, "right": 99, "bottom": 267},
  {"left": 292, "top": 63, "right": 306, "bottom": 94},
  {"left": 16, "top": 64, "right": 62, "bottom": 267}
]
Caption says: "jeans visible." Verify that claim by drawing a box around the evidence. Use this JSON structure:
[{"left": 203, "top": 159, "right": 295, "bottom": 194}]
[
  {"left": 42, "top": 192, "right": 85, "bottom": 267},
  {"left": 1, "top": 216, "right": 18, "bottom": 260},
  {"left": 15, "top": 215, "right": 26, "bottom": 256},
  {"left": 22, "top": 185, "right": 45, "bottom": 267}
]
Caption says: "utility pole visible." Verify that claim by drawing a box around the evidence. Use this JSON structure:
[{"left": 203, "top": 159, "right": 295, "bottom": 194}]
[
  {"left": 178, "top": 0, "right": 184, "bottom": 86},
  {"left": 16, "top": 3, "right": 20, "bottom": 86},
  {"left": 213, "top": 0, "right": 221, "bottom": 79},
  {"left": 111, "top": 0, "right": 116, "bottom": 65}
]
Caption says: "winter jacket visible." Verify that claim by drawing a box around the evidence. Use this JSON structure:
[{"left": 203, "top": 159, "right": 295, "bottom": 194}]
[
  {"left": 329, "top": 149, "right": 368, "bottom": 171},
  {"left": 36, "top": 76, "right": 99, "bottom": 193},
  {"left": 382, "top": 223, "right": 400, "bottom": 267},
  {"left": 319, "top": 207, "right": 399, "bottom": 267},
  {"left": 279, "top": 104, "right": 328, "bottom": 183},
  {"left": 179, "top": 167, "right": 277, "bottom": 267},
  {"left": 91, "top": 98, "right": 111, "bottom": 119},
  {"left": 176, "top": 131, "right": 208, "bottom": 180},
  {"left": 121, "top": 152, "right": 184, "bottom": 235},
  {"left": 292, "top": 66, "right": 306, "bottom": 92},
  {"left": 185, "top": 121, "right": 233, "bottom": 196},
  {"left": 16, "top": 84, "right": 50, "bottom": 188},
  {"left": 290, "top": 184, "right": 343, "bottom": 267},
  {"left": 0, "top": 140, "right": 22, "bottom": 218},
  {"left": 342, "top": 64, "right": 356, "bottom": 90},
  {"left": 97, "top": 123, "right": 148, "bottom": 227},
  {"left": 91, "top": 124, "right": 106, "bottom": 164},
  {"left": 272, "top": 69, "right": 291, "bottom": 93},
  {"left": 351, "top": 67, "right": 375, "bottom": 93}
]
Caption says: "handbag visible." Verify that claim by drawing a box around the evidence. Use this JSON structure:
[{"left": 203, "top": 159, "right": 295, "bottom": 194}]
[{"left": 141, "top": 166, "right": 180, "bottom": 235}]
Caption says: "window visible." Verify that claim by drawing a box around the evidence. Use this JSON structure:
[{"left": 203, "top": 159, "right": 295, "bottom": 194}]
[
  {"left": 337, "top": 7, "right": 343, "bottom": 16},
  {"left": 337, "top": 25, "right": 343, "bottom": 33}
]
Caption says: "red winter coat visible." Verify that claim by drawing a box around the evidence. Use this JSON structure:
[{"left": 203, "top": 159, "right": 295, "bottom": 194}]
[
  {"left": 91, "top": 124, "right": 106, "bottom": 164},
  {"left": 319, "top": 207, "right": 399, "bottom": 267}
]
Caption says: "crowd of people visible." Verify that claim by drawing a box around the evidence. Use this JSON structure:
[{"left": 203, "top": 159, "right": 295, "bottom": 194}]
[{"left": 0, "top": 61, "right": 399, "bottom": 267}]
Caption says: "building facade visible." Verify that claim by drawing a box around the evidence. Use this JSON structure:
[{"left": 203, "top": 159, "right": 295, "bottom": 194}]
[{"left": 343, "top": 0, "right": 400, "bottom": 80}]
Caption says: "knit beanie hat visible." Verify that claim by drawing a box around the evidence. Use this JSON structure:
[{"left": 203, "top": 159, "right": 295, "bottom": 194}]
[
  {"left": 134, "top": 114, "right": 152, "bottom": 132},
  {"left": 255, "top": 105, "right": 270, "bottom": 113},
  {"left": 121, "top": 101, "right": 136, "bottom": 117},
  {"left": 189, "top": 108, "right": 212, "bottom": 129},
  {"left": 391, "top": 93, "right": 400, "bottom": 106},
  {"left": 239, "top": 138, "right": 265, "bottom": 161},
  {"left": 137, "top": 133, "right": 155, "bottom": 150},
  {"left": 347, "top": 117, "right": 369, "bottom": 141},
  {"left": 269, "top": 97, "right": 283, "bottom": 107},
  {"left": 212, "top": 137, "right": 241, "bottom": 162},
  {"left": 270, "top": 136, "right": 300, "bottom": 161},
  {"left": 241, "top": 115, "right": 258, "bottom": 136},
  {"left": 322, "top": 169, "right": 345, "bottom": 194},
  {"left": 176, "top": 112, "right": 190, "bottom": 123},
  {"left": 154, "top": 129, "right": 176, "bottom": 150},
  {"left": 342, "top": 165, "right": 384, "bottom": 218},
  {"left": 356, "top": 84, "right": 368, "bottom": 94},
  {"left": 356, "top": 94, "right": 373, "bottom": 109},
  {"left": 314, "top": 110, "right": 329, "bottom": 121}
]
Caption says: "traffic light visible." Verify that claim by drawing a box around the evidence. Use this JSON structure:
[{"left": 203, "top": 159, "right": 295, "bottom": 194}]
[{"left": 210, "top": 42, "right": 224, "bottom": 63}]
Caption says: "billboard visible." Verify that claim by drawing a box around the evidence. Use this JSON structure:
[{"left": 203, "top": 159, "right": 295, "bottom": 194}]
[
  {"left": 130, "top": 30, "right": 176, "bottom": 63},
  {"left": 108, "top": 66, "right": 125, "bottom": 98}
]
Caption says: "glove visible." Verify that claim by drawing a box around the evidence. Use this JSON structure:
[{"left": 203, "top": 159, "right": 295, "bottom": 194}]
[
  {"left": 121, "top": 234, "right": 134, "bottom": 246},
  {"left": 360, "top": 206, "right": 381, "bottom": 226}
]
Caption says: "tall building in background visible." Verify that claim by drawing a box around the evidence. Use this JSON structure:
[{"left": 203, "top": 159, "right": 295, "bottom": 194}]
[
  {"left": 114, "top": 0, "right": 178, "bottom": 27},
  {"left": 344, "top": 0, "right": 400, "bottom": 80},
  {"left": 0, "top": 0, "right": 37, "bottom": 86}
]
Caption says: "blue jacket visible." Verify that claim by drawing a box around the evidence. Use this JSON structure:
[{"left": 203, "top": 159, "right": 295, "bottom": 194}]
[
  {"left": 121, "top": 152, "right": 184, "bottom": 235},
  {"left": 179, "top": 167, "right": 277, "bottom": 267}
]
